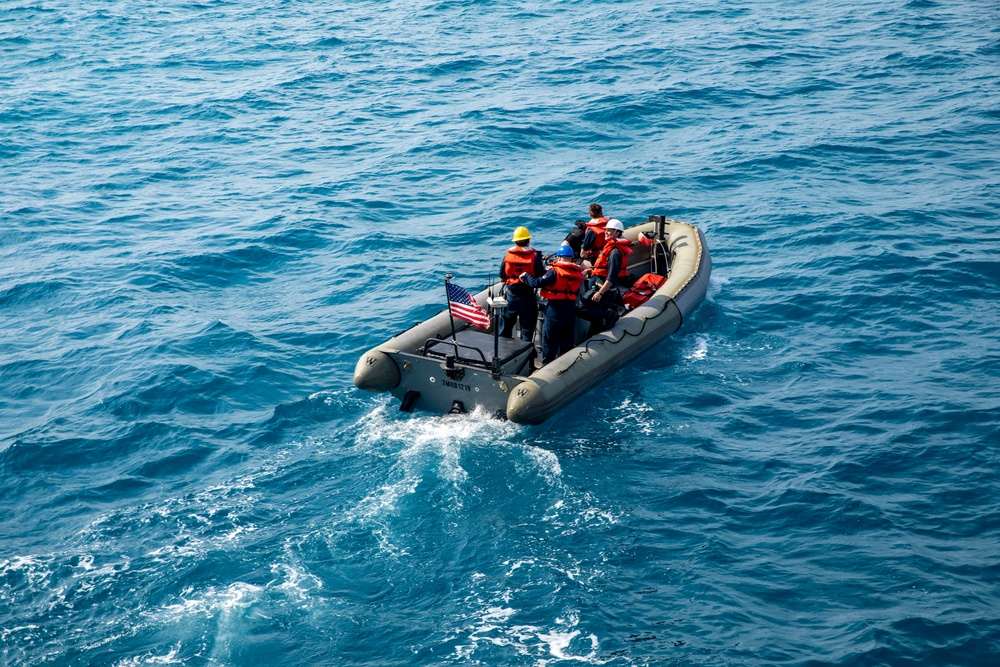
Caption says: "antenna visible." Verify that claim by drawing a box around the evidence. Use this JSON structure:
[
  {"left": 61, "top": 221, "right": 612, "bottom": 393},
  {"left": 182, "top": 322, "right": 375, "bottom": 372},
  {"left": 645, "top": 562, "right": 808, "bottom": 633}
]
[{"left": 490, "top": 269, "right": 504, "bottom": 374}]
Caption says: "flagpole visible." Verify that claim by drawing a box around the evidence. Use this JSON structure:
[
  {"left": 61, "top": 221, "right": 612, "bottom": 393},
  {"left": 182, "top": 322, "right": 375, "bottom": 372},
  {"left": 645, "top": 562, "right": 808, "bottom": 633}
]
[
  {"left": 491, "top": 272, "right": 501, "bottom": 373},
  {"left": 444, "top": 272, "right": 458, "bottom": 342}
]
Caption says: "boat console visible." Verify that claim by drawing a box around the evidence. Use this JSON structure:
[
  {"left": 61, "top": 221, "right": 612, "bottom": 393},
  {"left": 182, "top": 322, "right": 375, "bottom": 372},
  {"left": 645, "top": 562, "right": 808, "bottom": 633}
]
[{"left": 422, "top": 328, "right": 534, "bottom": 378}]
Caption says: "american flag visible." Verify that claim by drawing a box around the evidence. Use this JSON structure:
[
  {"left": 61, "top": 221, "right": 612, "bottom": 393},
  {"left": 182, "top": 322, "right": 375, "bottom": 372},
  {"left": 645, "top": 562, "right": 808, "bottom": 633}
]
[{"left": 446, "top": 282, "right": 491, "bottom": 329}]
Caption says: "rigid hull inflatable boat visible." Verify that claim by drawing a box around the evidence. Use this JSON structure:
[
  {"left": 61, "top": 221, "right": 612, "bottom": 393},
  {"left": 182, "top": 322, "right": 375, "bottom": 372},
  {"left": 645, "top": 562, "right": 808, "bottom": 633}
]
[{"left": 354, "top": 216, "right": 712, "bottom": 425}]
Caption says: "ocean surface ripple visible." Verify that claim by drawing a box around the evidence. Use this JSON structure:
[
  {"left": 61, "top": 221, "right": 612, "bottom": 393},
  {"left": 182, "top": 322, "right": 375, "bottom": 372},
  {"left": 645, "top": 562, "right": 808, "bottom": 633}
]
[{"left": 2, "top": 1, "right": 998, "bottom": 665}]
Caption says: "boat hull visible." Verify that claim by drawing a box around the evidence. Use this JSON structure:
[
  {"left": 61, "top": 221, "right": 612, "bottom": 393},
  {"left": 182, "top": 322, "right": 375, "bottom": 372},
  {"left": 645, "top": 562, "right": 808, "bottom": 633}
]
[{"left": 353, "top": 218, "right": 711, "bottom": 424}]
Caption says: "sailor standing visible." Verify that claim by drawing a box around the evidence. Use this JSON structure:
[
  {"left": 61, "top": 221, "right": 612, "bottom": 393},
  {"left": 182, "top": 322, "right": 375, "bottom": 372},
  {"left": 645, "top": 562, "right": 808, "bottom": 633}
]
[
  {"left": 579, "top": 203, "right": 612, "bottom": 262},
  {"left": 499, "top": 226, "right": 544, "bottom": 342},
  {"left": 521, "top": 245, "right": 585, "bottom": 364},
  {"left": 589, "top": 218, "right": 632, "bottom": 303}
]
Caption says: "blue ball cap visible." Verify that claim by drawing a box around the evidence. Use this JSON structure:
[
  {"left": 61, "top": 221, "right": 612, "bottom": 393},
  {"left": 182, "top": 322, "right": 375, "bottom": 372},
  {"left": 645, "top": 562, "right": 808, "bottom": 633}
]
[{"left": 556, "top": 245, "right": 574, "bottom": 257}]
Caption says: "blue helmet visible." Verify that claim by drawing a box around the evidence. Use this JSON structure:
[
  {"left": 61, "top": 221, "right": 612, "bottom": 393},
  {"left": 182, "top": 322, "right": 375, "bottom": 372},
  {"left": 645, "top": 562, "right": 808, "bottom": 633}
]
[{"left": 555, "top": 244, "right": 574, "bottom": 258}]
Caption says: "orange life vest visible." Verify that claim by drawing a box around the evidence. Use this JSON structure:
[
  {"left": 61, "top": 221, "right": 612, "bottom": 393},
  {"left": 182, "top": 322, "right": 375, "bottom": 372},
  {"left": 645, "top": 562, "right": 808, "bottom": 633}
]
[
  {"left": 540, "top": 261, "right": 584, "bottom": 301},
  {"left": 592, "top": 238, "right": 632, "bottom": 279},
  {"left": 502, "top": 246, "right": 540, "bottom": 285},
  {"left": 584, "top": 216, "right": 610, "bottom": 253},
  {"left": 622, "top": 272, "right": 667, "bottom": 310}
]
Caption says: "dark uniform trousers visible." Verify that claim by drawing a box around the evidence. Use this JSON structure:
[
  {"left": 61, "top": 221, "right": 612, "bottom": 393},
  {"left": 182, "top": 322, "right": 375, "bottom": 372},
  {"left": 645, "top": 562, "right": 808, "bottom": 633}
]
[
  {"left": 500, "top": 288, "right": 538, "bottom": 342},
  {"left": 541, "top": 300, "right": 578, "bottom": 364}
]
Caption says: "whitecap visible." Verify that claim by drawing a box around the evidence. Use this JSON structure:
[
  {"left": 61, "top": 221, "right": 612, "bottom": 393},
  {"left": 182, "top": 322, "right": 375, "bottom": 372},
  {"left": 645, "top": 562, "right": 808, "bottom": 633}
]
[
  {"left": 271, "top": 562, "right": 322, "bottom": 604},
  {"left": 525, "top": 445, "right": 562, "bottom": 478},
  {"left": 154, "top": 581, "right": 263, "bottom": 622},
  {"left": 111, "top": 644, "right": 183, "bottom": 666},
  {"left": 0, "top": 624, "right": 40, "bottom": 643},
  {"left": 684, "top": 333, "right": 709, "bottom": 361},
  {"left": 607, "top": 396, "right": 657, "bottom": 435},
  {"left": 706, "top": 274, "right": 728, "bottom": 302},
  {"left": 537, "top": 628, "right": 603, "bottom": 664}
]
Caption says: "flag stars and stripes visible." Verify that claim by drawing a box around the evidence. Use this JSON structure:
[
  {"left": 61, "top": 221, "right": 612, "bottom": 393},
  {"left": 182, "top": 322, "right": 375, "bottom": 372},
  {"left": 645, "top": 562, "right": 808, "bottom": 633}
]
[{"left": 446, "top": 282, "right": 491, "bottom": 329}]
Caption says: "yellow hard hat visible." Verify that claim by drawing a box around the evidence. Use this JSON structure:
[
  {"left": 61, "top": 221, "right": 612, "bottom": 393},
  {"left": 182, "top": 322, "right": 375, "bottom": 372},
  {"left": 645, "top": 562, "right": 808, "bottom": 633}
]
[{"left": 512, "top": 226, "right": 531, "bottom": 242}]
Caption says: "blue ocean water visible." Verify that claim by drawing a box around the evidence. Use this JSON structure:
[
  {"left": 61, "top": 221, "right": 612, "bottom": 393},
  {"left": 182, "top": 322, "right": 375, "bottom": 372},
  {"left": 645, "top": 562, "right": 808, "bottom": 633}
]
[{"left": 2, "top": 0, "right": 999, "bottom": 664}]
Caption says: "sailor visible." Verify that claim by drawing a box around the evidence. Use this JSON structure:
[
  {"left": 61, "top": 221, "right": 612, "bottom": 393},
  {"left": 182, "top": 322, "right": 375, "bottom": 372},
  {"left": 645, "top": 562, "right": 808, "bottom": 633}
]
[
  {"left": 560, "top": 221, "right": 586, "bottom": 258},
  {"left": 499, "top": 226, "right": 544, "bottom": 341},
  {"left": 579, "top": 203, "right": 612, "bottom": 261},
  {"left": 581, "top": 218, "right": 632, "bottom": 335},
  {"left": 589, "top": 218, "right": 632, "bottom": 302},
  {"left": 520, "top": 245, "right": 585, "bottom": 365}
]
